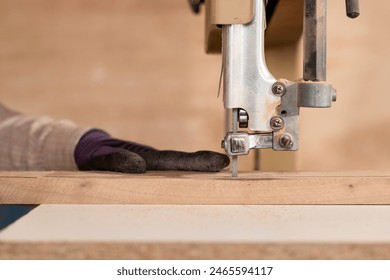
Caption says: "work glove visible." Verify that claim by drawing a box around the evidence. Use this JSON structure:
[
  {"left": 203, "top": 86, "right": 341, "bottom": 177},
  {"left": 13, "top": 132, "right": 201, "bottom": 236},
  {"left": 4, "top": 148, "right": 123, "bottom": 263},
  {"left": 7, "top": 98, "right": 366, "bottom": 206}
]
[{"left": 74, "top": 130, "right": 230, "bottom": 173}]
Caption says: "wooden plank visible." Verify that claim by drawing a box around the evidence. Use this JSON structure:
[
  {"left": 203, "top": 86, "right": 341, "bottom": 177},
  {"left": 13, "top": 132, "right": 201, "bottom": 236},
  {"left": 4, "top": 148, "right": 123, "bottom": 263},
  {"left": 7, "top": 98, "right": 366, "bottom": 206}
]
[
  {"left": 1, "top": 242, "right": 390, "bottom": 260},
  {"left": 1, "top": 171, "right": 390, "bottom": 205},
  {"left": 1, "top": 204, "right": 390, "bottom": 259}
]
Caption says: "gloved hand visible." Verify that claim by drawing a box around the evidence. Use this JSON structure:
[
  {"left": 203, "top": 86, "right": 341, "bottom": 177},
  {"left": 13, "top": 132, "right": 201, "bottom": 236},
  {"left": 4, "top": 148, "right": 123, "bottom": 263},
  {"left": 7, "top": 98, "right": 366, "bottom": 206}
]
[{"left": 74, "top": 130, "right": 230, "bottom": 173}]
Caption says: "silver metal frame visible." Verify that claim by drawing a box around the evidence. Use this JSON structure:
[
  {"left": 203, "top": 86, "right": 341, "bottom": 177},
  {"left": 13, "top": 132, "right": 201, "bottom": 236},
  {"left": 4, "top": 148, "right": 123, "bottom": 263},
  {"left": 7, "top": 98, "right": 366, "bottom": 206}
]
[
  {"left": 222, "top": 0, "right": 279, "bottom": 133},
  {"left": 221, "top": 0, "right": 336, "bottom": 177}
]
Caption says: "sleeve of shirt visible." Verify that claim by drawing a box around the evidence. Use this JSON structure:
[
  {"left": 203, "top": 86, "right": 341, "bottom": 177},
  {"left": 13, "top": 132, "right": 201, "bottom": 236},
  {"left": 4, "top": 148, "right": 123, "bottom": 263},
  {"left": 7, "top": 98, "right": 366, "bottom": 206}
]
[{"left": 0, "top": 103, "right": 91, "bottom": 171}]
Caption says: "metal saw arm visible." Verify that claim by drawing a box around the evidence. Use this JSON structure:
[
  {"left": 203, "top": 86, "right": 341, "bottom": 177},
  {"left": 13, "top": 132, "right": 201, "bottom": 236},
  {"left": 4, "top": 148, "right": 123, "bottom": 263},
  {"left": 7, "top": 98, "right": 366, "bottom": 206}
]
[{"left": 189, "top": 0, "right": 359, "bottom": 176}]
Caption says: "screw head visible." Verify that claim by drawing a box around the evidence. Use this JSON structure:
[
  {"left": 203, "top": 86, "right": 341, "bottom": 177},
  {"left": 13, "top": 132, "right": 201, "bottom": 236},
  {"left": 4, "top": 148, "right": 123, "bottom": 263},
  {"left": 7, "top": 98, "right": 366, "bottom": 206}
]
[
  {"left": 279, "top": 134, "right": 294, "bottom": 149},
  {"left": 270, "top": 116, "right": 284, "bottom": 131},
  {"left": 272, "top": 82, "right": 287, "bottom": 96}
]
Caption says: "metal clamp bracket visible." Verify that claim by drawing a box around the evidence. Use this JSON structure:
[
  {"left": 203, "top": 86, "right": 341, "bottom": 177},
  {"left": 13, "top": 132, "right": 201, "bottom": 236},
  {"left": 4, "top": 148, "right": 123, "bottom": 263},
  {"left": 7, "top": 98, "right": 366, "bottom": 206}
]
[{"left": 222, "top": 132, "right": 273, "bottom": 156}]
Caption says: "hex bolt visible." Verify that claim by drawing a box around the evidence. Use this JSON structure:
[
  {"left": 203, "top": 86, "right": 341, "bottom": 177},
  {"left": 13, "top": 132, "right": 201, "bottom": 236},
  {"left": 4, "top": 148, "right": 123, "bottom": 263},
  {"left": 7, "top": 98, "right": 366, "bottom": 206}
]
[
  {"left": 272, "top": 82, "right": 287, "bottom": 97},
  {"left": 279, "top": 134, "right": 294, "bottom": 149},
  {"left": 270, "top": 116, "right": 284, "bottom": 131}
]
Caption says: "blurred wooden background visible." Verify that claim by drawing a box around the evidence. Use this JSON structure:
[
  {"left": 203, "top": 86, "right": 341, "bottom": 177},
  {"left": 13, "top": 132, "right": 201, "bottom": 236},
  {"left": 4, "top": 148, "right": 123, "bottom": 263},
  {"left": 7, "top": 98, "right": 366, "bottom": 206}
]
[{"left": 0, "top": 0, "right": 389, "bottom": 171}]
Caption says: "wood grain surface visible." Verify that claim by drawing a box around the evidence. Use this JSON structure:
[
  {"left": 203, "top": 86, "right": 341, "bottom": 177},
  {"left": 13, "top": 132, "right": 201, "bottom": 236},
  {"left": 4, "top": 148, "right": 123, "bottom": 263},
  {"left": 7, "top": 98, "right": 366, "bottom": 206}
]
[
  {"left": 1, "top": 242, "right": 390, "bottom": 260},
  {"left": 1, "top": 171, "right": 390, "bottom": 205}
]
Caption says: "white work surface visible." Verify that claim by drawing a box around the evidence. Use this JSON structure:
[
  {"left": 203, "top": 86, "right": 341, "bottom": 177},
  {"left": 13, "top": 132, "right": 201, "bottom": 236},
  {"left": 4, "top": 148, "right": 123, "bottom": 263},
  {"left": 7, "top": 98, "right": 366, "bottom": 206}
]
[{"left": 1, "top": 205, "right": 390, "bottom": 243}]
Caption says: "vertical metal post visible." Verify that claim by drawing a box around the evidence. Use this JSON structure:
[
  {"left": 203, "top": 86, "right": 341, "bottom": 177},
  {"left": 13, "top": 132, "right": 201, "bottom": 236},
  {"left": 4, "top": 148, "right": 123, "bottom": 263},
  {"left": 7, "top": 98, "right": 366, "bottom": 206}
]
[
  {"left": 303, "top": 0, "right": 327, "bottom": 81},
  {"left": 232, "top": 108, "right": 238, "bottom": 177}
]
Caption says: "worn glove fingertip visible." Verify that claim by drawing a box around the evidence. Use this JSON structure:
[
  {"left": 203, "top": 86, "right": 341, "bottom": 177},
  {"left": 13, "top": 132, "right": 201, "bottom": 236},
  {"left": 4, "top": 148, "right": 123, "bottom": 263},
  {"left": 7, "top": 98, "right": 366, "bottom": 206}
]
[
  {"left": 194, "top": 151, "right": 230, "bottom": 172},
  {"left": 79, "top": 150, "right": 147, "bottom": 173}
]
